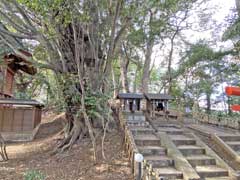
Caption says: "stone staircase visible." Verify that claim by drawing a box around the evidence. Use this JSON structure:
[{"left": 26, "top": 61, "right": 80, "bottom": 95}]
[
  {"left": 127, "top": 120, "right": 184, "bottom": 179},
  {"left": 219, "top": 134, "right": 240, "bottom": 155},
  {"left": 157, "top": 125, "right": 230, "bottom": 180}
]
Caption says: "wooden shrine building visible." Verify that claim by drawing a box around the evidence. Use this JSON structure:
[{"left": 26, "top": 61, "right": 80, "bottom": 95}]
[
  {"left": 117, "top": 93, "right": 144, "bottom": 112},
  {"left": 0, "top": 99, "right": 43, "bottom": 141},
  {"left": 0, "top": 51, "right": 42, "bottom": 141},
  {"left": 144, "top": 93, "right": 174, "bottom": 118}
]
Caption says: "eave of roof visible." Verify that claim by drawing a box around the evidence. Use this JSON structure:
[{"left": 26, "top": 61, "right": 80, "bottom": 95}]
[
  {"left": 4, "top": 52, "right": 37, "bottom": 75},
  {"left": 0, "top": 98, "right": 43, "bottom": 107},
  {"left": 144, "top": 93, "right": 174, "bottom": 100},
  {"left": 117, "top": 93, "right": 144, "bottom": 99}
]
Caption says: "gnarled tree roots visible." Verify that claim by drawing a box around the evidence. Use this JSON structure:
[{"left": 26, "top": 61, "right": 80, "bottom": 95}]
[{"left": 0, "top": 133, "right": 8, "bottom": 161}]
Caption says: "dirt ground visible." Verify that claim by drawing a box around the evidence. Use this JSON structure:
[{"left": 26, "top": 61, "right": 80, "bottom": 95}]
[{"left": 0, "top": 115, "right": 133, "bottom": 180}]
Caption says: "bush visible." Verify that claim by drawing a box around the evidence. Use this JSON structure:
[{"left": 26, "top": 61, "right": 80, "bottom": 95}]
[{"left": 24, "top": 170, "right": 45, "bottom": 180}]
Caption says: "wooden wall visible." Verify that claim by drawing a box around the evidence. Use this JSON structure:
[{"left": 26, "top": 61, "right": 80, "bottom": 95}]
[{"left": 0, "top": 106, "right": 41, "bottom": 133}]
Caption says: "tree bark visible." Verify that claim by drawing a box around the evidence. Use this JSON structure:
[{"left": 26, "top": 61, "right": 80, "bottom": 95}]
[
  {"left": 120, "top": 52, "right": 130, "bottom": 93},
  {"left": 206, "top": 93, "right": 211, "bottom": 114},
  {"left": 0, "top": 133, "right": 8, "bottom": 161},
  {"left": 142, "top": 39, "right": 154, "bottom": 93}
]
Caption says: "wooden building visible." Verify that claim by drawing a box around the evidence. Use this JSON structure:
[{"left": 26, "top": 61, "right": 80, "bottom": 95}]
[
  {"left": 117, "top": 93, "right": 144, "bottom": 112},
  {"left": 0, "top": 52, "right": 41, "bottom": 141},
  {"left": 0, "top": 99, "right": 43, "bottom": 141},
  {"left": 144, "top": 93, "right": 174, "bottom": 118}
]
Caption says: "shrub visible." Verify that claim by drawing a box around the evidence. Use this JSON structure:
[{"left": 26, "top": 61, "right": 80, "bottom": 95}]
[{"left": 24, "top": 170, "right": 45, "bottom": 180}]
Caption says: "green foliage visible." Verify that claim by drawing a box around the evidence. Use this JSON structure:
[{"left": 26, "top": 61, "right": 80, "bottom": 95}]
[
  {"left": 24, "top": 170, "right": 45, "bottom": 180},
  {"left": 175, "top": 43, "right": 233, "bottom": 78},
  {"left": 223, "top": 18, "right": 240, "bottom": 41}
]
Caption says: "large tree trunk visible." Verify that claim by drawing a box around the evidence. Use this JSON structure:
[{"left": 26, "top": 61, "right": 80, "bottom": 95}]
[
  {"left": 141, "top": 11, "right": 154, "bottom": 94},
  {"left": 0, "top": 0, "right": 125, "bottom": 159},
  {"left": 120, "top": 52, "right": 130, "bottom": 93},
  {"left": 142, "top": 39, "right": 154, "bottom": 93}
]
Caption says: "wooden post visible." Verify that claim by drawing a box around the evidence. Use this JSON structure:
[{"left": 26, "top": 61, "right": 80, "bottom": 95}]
[
  {"left": 3, "top": 68, "right": 15, "bottom": 97},
  {"left": 152, "top": 100, "right": 155, "bottom": 118}
]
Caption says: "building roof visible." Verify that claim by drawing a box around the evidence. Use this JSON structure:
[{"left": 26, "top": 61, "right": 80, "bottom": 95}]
[
  {"left": 144, "top": 93, "right": 174, "bottom": 101},
  {"left": 4, "top": 50, "right": 37, "bottom": 75},
  {"left": 0, "top": 98, "right": 43, "bottom": 107},
  {"left": 117, "top": 93, "right": 144, "bottom": 99}
]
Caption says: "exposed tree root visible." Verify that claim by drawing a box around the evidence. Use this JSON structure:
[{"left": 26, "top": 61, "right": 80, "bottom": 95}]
[{"left": 0, "top": 133, "right": 8, "bottom": 161}]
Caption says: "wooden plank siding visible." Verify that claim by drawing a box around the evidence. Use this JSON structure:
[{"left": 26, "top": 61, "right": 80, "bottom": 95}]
[{"left": 0, "top": 106, "right": 41, "bottom": 133}]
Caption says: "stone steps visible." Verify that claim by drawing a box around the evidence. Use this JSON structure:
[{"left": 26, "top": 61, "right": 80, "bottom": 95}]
[
  {"left": 157, "top": 127, "right": 183, "bottom": 135},
  {"left": 166, "top": 128, "right": 230, "bottom": 179},
  {"left": 171, "top": 136, "right": 196, "bottom": 146},
  {"left": 219, "top": 134, "right": 240, "bottom": 141},
  {"left": 127, "top": 117, "right": 184, "bottom": 180},
  {"left": 127, "top": 121, "right": 149, "bottom": 127},
  {"left": 178, "top": 145, "right": 205, "bottom": 156},
  {"left": 134, "top": 135, "right": 161, "bottom": 146},
  {"left": 226, "top": 141, "right": 240, "bottom": 151},
  {"left": 138, "top": 146, "right": 166, "bottom": 156},
  {"left": 130, "top": 128, "right": 154, "bottom": 135},
  {"left": 195, "top": 165, "right": 229, "bottom": 178},
  {"left": 145, "top": 155, "right": 174, "bottom": 168},
  {"left": 125, "top": 114, "right": 230, "bottom": 180},
  {"left": 155, "top": 167, "right": 183, "bottom": 179},
  {"left": 186, "top": 155, "right": 216, "bottom": 167},
  {"left": 205, "top": 177, "right": 230, "bottom": 180}
]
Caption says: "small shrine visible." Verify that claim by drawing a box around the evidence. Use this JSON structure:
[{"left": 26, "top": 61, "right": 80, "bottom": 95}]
[
  {"left": 0, "top": 50, "right": 42, "bottom": 141},
  {"left": 117, "top": 93, "right": 144, "bottom": 112},
  {"left": 144, "top": 93, "right": 174, "bottom": 118}
]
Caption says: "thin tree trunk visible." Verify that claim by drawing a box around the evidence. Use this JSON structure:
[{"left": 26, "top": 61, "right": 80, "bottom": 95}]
[
  {"left": 206, "top": 93, "right": 211, "bottom": 114},
  {"left": 167, "top": 31, "right": 178, "bottom": 94},
  {"left": 120, "top": 52, "right": 129, "bottom": 93},
  {"left": 112, "top": 66, "right": 118, "bottom": 97}
]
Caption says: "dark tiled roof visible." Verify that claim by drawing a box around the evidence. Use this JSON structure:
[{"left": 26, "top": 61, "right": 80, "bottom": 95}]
[
  {"left": 117, "top": 93, "right": 143, "bottom": 99},
  {"left": 144, "top": 93, "right": 174, "bottom": 100}
]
